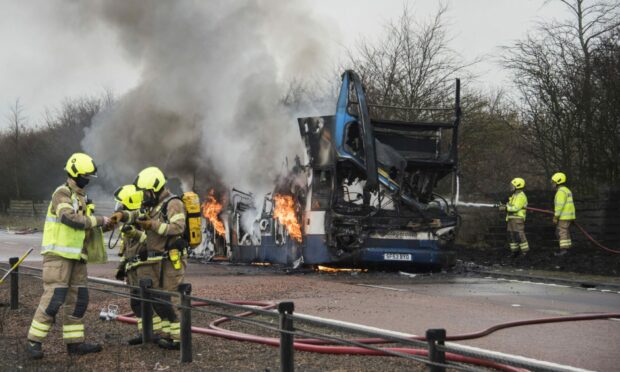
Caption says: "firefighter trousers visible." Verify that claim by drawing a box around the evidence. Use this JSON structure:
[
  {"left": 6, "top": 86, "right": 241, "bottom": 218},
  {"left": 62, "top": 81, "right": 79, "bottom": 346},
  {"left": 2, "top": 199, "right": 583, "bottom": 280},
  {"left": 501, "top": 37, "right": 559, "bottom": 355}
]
[
  {"left": 28, "top": 254, "right": 88, "bottom": 344},
  {"left": 507, "top": 218, "right": 529, "bottom": 253},
  {"left": 160, "top": 258, "right": 187, "bottom": 342},
  {"left": 556, "top": 220, "right": 573, "bottom": 250}
]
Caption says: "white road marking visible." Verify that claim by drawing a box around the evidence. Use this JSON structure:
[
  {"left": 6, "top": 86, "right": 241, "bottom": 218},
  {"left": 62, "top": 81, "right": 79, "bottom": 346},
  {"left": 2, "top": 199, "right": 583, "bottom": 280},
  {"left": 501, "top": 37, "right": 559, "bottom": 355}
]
[{"left": 357, "top": 284, "right": 408, "bottom": 292}]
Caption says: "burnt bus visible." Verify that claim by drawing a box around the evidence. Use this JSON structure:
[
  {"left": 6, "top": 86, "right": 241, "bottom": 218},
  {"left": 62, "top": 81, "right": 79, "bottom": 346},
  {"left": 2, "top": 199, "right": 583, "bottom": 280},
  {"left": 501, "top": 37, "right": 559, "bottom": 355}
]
[{"left": 297, "top": 70, "right": 460, "bottom": 269}]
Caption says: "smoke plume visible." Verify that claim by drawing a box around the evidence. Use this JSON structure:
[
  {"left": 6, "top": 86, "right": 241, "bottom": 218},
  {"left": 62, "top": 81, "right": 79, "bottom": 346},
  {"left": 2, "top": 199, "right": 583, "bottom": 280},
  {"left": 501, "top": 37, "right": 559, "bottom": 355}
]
[{"left": 75, "top": 0, "right": 334, "bottom": 195}]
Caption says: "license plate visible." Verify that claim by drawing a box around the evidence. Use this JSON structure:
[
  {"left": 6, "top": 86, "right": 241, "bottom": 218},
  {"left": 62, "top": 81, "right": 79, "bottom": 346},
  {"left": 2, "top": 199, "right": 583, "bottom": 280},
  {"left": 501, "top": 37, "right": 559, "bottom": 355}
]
[{"left": 383, "top": 253, "right": 412, "bottom": 261}]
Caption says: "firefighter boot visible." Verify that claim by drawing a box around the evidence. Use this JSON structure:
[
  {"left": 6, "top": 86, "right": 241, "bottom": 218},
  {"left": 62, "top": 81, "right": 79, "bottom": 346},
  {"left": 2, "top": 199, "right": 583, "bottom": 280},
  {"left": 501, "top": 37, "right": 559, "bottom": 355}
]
[
  {"left": 128, "top": 334, "right": 161, "bottom": 345},
  {"left": 157, "top": 337, "right": 180, "bottom": 350},
  {"left": 67, "top": 342, "right": 102, "bottom": 355},
  {"left": 26, "top": 341, "right": 44, "bottom": 360}
]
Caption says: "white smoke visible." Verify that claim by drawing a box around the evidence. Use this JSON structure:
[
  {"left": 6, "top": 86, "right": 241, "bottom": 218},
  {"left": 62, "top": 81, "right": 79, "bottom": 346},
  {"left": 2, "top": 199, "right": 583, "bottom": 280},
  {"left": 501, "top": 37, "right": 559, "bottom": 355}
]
[{"left": 75, "top": 0, "right": 336, "bottom": 194}]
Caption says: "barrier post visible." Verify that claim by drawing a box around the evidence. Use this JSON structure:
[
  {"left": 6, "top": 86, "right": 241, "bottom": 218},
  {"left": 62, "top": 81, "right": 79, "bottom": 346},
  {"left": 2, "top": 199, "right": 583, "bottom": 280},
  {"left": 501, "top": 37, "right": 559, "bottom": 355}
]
[
  {"left": 9, "top": 257, "right": 19, "bottom": 310},
  {"left": 178, "top": 283, "right": 193, "bottom": 363},
  {"left": 426, "top": 328, "right": 446, "bottom": 372},
  {"left": 139, "top": 278, "right": 154, "bottom": 343},
  {"left": 278, "top": 301, "right": 295, "bottom": 372}
]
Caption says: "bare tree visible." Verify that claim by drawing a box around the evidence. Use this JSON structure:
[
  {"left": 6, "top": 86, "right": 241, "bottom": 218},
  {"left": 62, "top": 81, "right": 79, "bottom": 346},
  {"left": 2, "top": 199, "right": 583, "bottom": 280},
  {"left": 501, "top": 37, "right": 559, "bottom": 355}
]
[
  {"left": 346, "top": 4, "right": 474, "bottom": 120},
  {"left": 5, "top": 100, "right": 27, "bottom": 199},
  {"left": 504, "top": 0, "right": 620, "bottom": 191}
]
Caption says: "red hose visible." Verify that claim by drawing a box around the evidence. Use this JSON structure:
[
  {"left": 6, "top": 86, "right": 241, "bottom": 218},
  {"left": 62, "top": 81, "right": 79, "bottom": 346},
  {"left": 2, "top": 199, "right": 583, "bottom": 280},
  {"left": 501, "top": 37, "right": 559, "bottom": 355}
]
[
  {"left": 115, "top": 300, "right": 619, "bottom": 371},
  {"left": 526, "top": 206, "right": 620, "bottom": 254}
]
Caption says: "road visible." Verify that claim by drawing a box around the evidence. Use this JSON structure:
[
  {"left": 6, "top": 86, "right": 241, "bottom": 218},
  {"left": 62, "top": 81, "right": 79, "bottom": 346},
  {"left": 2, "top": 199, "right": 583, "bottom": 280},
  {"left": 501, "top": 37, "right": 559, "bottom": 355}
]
[
  {"left": 2, "top": 231, "right": 618, "bottom": 371},
  {"left": 0, "top": 231, "right": 120, "bottom": 262}
]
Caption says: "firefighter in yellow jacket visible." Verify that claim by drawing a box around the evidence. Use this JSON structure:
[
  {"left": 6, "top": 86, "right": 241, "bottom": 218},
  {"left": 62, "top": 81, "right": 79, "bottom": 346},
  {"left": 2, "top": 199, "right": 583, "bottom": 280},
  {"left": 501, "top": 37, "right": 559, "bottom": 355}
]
[
  {"left": 500, "top": 178, "right": 529, "bottom": 258},
  {"left": 551, "top": 172, "right": 576, "bottom": 256},
  {"left": 111, "top": 167, "right": 187, "bottom": 350},
  {"left": 26, "top": 153, "right": 109, "bottom": 359},
  {"left": 113, "top": 184, "right": 164, "bottom": 344}
]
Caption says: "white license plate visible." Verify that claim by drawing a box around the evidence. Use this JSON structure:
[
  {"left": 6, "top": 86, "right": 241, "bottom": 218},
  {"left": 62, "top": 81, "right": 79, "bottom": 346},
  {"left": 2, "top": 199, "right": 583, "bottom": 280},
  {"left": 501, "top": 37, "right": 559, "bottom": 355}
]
[{"left": 383, "top": 253, "right": 412, "bottom": 261}]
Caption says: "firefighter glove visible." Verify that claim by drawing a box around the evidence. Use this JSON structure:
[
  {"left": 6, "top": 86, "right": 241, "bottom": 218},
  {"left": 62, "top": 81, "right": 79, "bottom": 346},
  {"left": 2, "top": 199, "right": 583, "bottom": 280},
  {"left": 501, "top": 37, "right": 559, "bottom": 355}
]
[
  {"left": 136, "top": 219, "right": 153, "bottom": 230},
  {"left": 115, "top": 263, "right": 126, "bottom": 281},
  {"left": 110, "top": 212, "right": 124, "bottom": 224},
  {"left": 138, "top": 248, "right": 148, "bottom": 262},
  {"left": 498, "top": 204, "right": 506, "bottom": 212}
]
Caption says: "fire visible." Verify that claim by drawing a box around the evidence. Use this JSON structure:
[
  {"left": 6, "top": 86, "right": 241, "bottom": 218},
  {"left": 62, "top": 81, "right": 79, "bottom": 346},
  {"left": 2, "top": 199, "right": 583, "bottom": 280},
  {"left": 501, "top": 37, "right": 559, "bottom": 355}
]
[
  {"left": 317, "top": 265, "right": 367, "bottom": 273},
  {"left": 202, "top": 190, "right": 226, "bottom": 236},
  {"left": 273, "top": 194, "right": 302, "bottom": 242}
]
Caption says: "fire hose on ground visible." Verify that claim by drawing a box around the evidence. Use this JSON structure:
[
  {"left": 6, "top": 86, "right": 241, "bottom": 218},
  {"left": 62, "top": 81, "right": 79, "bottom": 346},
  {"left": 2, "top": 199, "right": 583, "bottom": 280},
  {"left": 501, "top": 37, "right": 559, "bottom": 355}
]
[
  {"left": 524, "top": 206, "right": 620, "bottom": 254},
  {"left": 114, "top": 298, "right": 620, "bottom": 372}
]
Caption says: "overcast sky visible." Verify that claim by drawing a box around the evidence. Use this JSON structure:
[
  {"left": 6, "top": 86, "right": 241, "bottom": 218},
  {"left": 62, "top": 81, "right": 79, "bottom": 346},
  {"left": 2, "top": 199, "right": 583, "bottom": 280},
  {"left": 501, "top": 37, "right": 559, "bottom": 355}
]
[{"left": 0, "top": 0, "right": 570, "bottom": 129}]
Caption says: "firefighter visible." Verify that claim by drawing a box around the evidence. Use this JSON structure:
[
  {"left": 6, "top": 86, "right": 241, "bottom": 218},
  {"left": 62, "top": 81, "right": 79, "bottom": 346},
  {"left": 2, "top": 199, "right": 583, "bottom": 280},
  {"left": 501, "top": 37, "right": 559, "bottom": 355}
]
[
  {"left": 499, "top": 178, "right": 529, "bottom": 258},
  {"left": 110, "top": 167, "right": 187, "bottom": 350},
  {"left": 112, "top": 184, "right": 164, "bottom": 344},
  {"left": 26, "top": 153, "right": 108, "bottom": 359},
  {"left": 551, "top": 172, "right": 576, "bottom": 256}
]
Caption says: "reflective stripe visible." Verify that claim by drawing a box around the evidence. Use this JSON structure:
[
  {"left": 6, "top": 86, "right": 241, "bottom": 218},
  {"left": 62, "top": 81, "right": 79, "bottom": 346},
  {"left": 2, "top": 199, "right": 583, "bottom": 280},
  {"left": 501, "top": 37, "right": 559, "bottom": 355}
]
[
  {"left": 139, "top": 232, "right": 147, "bottom": 243},
  {"left": 158, "top": 223, "right": 168, "bottom": 235},
  {"left": 63, "top": 324, "right": 84, "bottom": 332},
  {"left": 41, "top": 245, "right": 83, "bottom": 255},
  {"left": 88, "top": 216, "right": 97, "bottom": 227},
  {"left": 519, "top": 242, "right": 529, "bottom": 251},
  {"left": 506, "top": 216, "right": 524, "bottom": 220},
  {"left": 28, "top": 328, "right": 48, "bottom": 338},
  {"left": 559, "top": 240, "right": 572, "bottom": 247},
  {"left": 169, "top": 213, "right": 185, "bottom": 223},
  {"left": 63, "top": 331, "right": 84, "bottom": 339},
  {"left": 45, "top": 217, "right": 58, "bottom": 223},
  {"left": 32, "top": 320, "right": 51, "bottom": 331},
  {"left": 56, "top": 202, "right": 74, "bottom": 216}
]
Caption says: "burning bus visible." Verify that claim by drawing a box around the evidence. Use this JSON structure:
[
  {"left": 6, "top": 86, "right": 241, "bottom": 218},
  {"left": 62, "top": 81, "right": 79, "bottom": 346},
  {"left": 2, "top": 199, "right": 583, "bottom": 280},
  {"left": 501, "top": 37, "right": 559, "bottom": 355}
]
[
  {"left": 296, "top": 70, "right": 460, "bottom": 269},
  {"left": 200, "top": 70, "right": 461, "bottom": 269}
]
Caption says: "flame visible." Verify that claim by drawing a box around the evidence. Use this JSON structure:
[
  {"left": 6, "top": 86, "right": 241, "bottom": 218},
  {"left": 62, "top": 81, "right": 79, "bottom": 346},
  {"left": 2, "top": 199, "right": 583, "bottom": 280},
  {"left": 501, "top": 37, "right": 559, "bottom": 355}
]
[
  {"left": 202, "top": 190, "right": 226, "bottom": 236},
  {"left": 317, "top": 265, "right": 367, "bottom": 273},
  {"left": 273, "top": 194, "right": 302, "bottom": 242}
]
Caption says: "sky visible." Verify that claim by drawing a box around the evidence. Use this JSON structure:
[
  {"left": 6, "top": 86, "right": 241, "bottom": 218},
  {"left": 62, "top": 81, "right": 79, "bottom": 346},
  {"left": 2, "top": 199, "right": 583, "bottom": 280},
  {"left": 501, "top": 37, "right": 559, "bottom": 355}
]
[{"left": 0, "top": 0, "right": 571, "bottom": 129}]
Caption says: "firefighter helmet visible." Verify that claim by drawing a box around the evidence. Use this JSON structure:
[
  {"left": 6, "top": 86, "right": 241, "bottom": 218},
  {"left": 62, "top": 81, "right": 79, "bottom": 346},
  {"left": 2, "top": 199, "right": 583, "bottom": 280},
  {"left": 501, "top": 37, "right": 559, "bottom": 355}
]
[
  {"left": 65, "top": 153, "right": 97, "bottom": 178},
  {"left": 551, "top": 172, "right": 567, "bottom": 185},
  {"left": 511, "top": 177, "right": 525, "bottom": 189},
  {"left": 134, "top": 167, "right": 166, "bottom": 193},
  {"left": 114, "top": 184, "right": 143, "bottom": 211}
]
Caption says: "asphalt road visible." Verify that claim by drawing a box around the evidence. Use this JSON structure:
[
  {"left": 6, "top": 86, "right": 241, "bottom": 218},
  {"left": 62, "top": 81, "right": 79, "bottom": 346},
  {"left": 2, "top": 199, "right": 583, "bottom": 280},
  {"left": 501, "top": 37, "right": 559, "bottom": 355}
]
[
  {"left": 0, "top": 231, "right": 120, "bottom": 262},
  {"left": 2, "top": 231, "right": 618, "bottom": 371}
]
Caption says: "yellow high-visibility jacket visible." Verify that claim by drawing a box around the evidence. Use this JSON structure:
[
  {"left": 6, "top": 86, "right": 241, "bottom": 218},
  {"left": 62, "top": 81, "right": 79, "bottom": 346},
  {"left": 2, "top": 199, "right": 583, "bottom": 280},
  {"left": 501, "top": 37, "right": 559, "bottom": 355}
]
[
  {"left": 506, "top": 190, "right": 527, "bottom": 221},
  {"left": 554, "top": 185, "right": 576, "bottom": 220}
]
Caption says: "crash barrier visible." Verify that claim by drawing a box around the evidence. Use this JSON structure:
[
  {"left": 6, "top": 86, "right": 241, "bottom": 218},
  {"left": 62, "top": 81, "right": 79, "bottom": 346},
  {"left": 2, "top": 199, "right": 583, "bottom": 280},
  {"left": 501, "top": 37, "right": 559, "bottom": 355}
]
[
  {"left": 3, "top": 261, "right": 606, "bottom": 372},
  {"left": 5, "top": 200, "right": 116, "bottom": 217}
]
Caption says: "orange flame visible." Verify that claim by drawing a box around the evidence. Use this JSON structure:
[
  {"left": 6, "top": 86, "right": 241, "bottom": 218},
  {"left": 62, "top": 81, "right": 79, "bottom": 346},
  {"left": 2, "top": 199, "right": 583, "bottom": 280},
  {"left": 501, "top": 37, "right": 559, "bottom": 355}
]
[
  {"left": 202, "top": 190, "right": 226, "bottom": 236},
  {"left": 317, "top": 265, "right": 367, "bottom": 273},
  {"left": 273, "top": 194, "right": 302, "bottom": 242}
]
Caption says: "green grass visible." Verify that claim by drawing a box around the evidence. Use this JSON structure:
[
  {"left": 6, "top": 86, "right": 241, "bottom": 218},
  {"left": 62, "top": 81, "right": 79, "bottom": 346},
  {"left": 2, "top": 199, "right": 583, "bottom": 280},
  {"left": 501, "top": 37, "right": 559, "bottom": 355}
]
[{"left": 0, "top": 214, "right": 44, "bottom": 231}]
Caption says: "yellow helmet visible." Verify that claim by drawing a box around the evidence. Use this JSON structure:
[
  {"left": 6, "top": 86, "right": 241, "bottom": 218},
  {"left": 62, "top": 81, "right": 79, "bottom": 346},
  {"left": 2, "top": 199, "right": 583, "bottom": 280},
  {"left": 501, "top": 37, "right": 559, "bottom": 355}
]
[
  {"left": 114, "top": 184, "right": 143, "bottom": 211},
  {"left": 551, "top": 172, "right": 567, "bottom": 185},
  {"left": 134, "top": 167, "right": 166, "bottom": 193},
  {"left": 65, "top": 153, "right": 97, "bottom": 178},
  {"left": 511, "top": 177, "right": 525, "bottom": 189}
]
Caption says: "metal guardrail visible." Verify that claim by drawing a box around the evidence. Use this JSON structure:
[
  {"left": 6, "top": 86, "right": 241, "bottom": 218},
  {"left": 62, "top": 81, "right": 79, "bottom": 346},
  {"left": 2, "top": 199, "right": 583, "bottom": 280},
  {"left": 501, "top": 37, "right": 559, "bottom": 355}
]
[{"left": 2, "top": 260, "right": 586, "bottom": 372}]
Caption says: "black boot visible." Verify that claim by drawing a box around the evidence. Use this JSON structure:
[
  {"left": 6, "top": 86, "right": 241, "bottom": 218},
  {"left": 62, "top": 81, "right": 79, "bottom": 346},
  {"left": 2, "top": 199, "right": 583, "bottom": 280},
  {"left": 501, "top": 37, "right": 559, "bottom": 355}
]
[
  {"left": 26, "top": 341, "right": 44, "bottom": 360},
  {"left": 157, "top": 338, "right": 180, "bottom": 350},
  {"left": 67, "top": 342, "right": 102, "bottom": 355},
  {"left": 554, "top": 250, "right": 568, "bottom": 257},
  {"left": 128, "top": 334, "right": 161, "bottom": 345},
  {"left": 510, "top": 250, "right": 520, "bottom": 258}
]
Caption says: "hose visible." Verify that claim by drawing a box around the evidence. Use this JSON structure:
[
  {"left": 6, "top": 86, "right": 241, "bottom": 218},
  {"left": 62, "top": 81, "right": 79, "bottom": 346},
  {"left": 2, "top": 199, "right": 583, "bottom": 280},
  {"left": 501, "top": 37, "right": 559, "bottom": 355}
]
[
  {"left": 526, "top": 207, "right": 620, "bottom": 254},
  {"left": 114, "top": 299, "right": 619, "bottom": 371}
]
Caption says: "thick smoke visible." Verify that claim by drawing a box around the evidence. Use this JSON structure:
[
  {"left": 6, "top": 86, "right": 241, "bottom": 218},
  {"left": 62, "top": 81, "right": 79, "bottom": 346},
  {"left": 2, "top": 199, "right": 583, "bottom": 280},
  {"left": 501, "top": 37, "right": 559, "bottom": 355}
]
[{"left": 76, "top": 0, "right": 334, "bottom": 195}]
